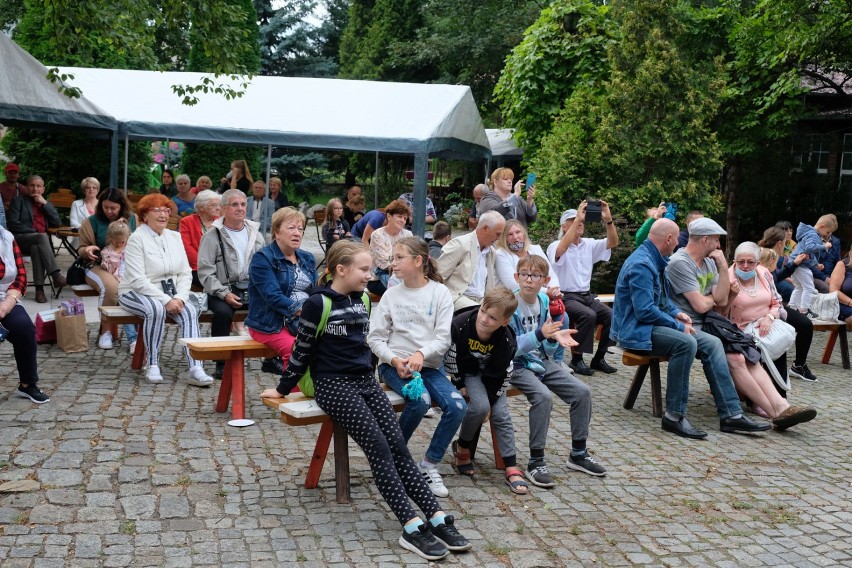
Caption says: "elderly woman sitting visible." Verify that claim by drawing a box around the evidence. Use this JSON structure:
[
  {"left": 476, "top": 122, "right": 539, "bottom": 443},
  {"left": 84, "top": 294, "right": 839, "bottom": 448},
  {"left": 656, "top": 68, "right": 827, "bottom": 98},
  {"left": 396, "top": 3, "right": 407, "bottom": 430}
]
[
  {"left": 1, "top": 226, "right": 49, "bottom": 403},
  {"left": 118, "top": 194, "right": 214, "bottom": 387},
  {"left": 246, "top": 207, "right": 317, "bottom": 377},
  {"left": 197, "top": 189, "right": 266, "bottom": 379},
  {"left": 179, "top": 189, "right": 221, "bottom": 290},
  {"left": 721, "top": 241, "right": 816, "bottom": 429}
]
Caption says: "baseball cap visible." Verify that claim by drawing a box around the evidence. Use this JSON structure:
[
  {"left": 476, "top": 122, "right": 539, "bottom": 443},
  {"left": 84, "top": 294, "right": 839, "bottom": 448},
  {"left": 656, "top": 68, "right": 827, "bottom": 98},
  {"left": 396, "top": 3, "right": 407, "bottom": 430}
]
[
  {"left": 5, "top": 163, "right": 20, "bottom": 173},
  {"left": 560, "top": 209, "right": 578, "bottom": 224},
  {"left": 688, "top": 217, "right": 727, "bottom": 236}
]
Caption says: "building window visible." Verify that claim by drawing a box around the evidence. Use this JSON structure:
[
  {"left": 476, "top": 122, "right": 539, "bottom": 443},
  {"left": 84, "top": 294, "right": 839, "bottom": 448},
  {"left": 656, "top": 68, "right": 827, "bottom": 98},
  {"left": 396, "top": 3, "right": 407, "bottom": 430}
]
[
  {"left": 839, "top": 133, "right": 852, "bottom": 176},
  {"left": 791, "top": 133, "right": 830, "bottom": 174}
]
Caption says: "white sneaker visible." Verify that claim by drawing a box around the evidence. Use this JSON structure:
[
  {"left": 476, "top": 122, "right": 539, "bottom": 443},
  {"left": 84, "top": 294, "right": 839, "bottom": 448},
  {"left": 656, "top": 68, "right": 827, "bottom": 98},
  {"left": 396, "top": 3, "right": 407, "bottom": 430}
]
[
  {"left": 97, "top": 331, "right": 113, "bottom": 350},
  {"left": 187, "top": 366, "right": 213, "bottom": 387},
  {"left": 418, "top": 460, "right": 449, "bottom": 497},
  {"left": 129, "top": 340, "right": 137, "bottom": 355},
  {"left": 146, "top": 365, "right": 163, "bottom": 383},
  {"left": 424, "top": 407, "right": 436, "bottom": 418}
]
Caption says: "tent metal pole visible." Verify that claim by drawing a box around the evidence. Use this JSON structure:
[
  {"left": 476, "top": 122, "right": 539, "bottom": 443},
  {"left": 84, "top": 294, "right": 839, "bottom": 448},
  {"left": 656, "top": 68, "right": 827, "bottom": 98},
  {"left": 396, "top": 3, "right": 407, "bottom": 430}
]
[
  {"left": 123, "top": 134, "right": 129, "bottom": 191},
  {"left": 374, "top": 151, "right": 379, "bottom": 210},
  {"left": 109, "top": 129, "right": 119, "bottom": 188},
  {"left": 265, "top": 145, "right": 272, "bottom": 199},
  {"left": 412, "top": 153, "right": 428, "bottom": 238},
  {"left": 165, "top": 138, "right": 170, "bottom": 169}
]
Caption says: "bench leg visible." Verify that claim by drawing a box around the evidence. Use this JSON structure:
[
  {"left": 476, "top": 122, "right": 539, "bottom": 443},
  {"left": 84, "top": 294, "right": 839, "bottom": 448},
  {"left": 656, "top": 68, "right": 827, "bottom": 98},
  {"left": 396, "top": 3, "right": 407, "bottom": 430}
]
[
  {"left": 821, "top": 329, "right": 838, "bottom": 365},
  {"left": 649, "top": 361, "right": 663, "bottom": 418},
  {"left": 215, "top": 359, "right": 234, "bottom": 413},
  {"left": 305, "top": 422, "right": 333, "bottom": 489},
  {"left": 489, "top": 420, "right": 505, "bottom": 470},
  {"left": 131, "top": 327, "right": 145, "bottom": 370},
  {"left": 623, "top": 365, "right": 650, "bottom": 411},
  {"left": 333, "top": 421, "right": 351, "bottom": 504},
  {"left": 840, "top": 328, "right": 850, "bottom": 370},
  {"left": 229, "top": 351, "right": 246, "bottom": 420}
]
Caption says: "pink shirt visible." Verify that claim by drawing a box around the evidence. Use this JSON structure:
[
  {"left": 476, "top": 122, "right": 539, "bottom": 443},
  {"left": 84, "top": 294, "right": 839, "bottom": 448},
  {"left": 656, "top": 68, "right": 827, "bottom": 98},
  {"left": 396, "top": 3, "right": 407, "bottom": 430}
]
[{"left": 726, "top": 265, "right": 780, "bottom": 329}]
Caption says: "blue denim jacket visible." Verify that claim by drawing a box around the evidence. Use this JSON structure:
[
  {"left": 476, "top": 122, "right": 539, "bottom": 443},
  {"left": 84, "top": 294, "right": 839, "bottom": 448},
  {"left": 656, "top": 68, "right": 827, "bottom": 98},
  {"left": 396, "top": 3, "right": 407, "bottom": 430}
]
[
  {"left": 610, "top": 239, "right": 684, "bottom": 351},
  {"left": 245, "top": 242, "right": 317, "bottom": 334}
]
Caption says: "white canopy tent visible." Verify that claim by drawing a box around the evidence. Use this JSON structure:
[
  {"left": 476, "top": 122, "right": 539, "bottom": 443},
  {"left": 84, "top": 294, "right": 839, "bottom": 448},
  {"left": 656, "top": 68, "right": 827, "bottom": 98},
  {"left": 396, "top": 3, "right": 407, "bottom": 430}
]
[
  {"left": 486, "top": 128, "right": 523, "bottom": 172},
  {"left": 56, "top": 67, "right": 491, "bottom": 234}
]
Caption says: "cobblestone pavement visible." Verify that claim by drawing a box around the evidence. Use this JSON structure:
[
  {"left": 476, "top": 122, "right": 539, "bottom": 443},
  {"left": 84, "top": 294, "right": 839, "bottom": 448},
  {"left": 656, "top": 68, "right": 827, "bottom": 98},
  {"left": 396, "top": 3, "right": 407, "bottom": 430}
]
[{"left": 1, "top": 326, "right": 849, "bottom": 567}]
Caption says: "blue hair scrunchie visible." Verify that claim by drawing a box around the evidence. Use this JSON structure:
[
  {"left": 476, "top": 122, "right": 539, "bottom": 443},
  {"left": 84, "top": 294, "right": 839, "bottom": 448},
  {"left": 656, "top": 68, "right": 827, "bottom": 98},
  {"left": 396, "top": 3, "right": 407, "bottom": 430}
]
[{"left": 401, "top": 371, "right": 425, "bottom": 402}]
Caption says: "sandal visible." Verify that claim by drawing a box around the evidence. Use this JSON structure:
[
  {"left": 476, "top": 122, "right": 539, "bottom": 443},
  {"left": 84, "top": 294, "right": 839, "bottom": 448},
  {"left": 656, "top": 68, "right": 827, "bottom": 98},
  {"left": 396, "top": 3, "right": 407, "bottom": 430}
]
[
  {"left": 505, "top": 467, "right": 529, "bottom": 495},
  {"left": 452, "top": 440, "right": 475, "bottom": 477}
]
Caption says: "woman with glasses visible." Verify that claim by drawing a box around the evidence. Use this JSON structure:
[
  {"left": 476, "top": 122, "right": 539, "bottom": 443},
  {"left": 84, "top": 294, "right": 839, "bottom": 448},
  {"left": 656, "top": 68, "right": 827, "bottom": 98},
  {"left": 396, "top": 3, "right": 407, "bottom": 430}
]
[
  {"left": 717, "top": 242, "right": 816, "bottom": 430},
  {"left": 118, "top": 194, "right": 214, "bottom": 387},
  {"left": 367, "top": 200, "right": 412, "bottom": 296},
  {"left": 179, "top": 190, "right": 222, "bottom": 290},
  {"left": 246, "top": 207, "right": 318, "bottom": 380}
]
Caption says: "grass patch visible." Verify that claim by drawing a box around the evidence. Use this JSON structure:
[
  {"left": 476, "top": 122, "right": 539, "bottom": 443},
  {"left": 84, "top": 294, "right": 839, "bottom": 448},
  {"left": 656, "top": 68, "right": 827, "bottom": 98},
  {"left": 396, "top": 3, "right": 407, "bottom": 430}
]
[
  {"left": 682, "top": 499, "right": 702, "bottom": 512},
  {"left": 732, "top": 501, "right": 753, "bottom": 510},
  {"left": 174, "top": 476, "right": 192, "bottom": 487},
  {"left": 119, "top": 520, "right": 136, "bottom": 535},
  {"left": 485, "top": 542, "right": 510, "bottom": 559}
]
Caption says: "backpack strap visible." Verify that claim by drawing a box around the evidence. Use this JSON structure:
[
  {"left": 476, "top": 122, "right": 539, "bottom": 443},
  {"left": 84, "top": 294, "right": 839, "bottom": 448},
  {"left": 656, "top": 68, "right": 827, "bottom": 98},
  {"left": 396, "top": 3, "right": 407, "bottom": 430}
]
[
  {"left": 315, "top": 295, "right": 332, "bottom": 338},
  {"left": 361, "top": 291, "right": 371, "bottom": 315}
]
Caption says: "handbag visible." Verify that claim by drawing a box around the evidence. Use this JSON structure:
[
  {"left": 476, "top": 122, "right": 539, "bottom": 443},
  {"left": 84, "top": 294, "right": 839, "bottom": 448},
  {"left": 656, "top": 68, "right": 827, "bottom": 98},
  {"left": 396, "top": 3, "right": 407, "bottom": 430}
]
[
  {"left": 66, "top": 256, "right": 93, "bottom": 286},
  {"left": 216, "top": 229, "right": 249, "bottom": 309},
  {"left": 810, "top": 291, "right": 840, "bottom": 321},
  {"left": 744, "top": 318, "right": 796, "bottom": 362}
]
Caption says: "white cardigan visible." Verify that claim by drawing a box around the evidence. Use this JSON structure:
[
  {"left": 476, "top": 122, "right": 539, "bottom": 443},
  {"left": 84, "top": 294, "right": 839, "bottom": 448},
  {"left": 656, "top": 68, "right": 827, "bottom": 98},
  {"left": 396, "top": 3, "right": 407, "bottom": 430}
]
[
  {"left": 69, "top": 199, "right": 94, "bottom": 228},
  {"left": 118, "top": 224, "right": 192, "bottom": 305}
]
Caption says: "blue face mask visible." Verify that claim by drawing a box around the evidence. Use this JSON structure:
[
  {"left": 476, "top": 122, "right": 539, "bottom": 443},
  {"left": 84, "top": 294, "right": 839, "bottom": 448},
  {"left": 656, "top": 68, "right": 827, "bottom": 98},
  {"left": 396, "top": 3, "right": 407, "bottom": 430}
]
[{"left": 735, "top": 267, "right": 756, "bottom": 281}]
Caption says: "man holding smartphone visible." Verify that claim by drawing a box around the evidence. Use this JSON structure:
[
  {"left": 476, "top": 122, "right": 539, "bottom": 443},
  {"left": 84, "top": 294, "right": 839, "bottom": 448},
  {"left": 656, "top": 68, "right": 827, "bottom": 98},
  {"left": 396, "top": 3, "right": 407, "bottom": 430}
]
[{"left": 547, "top": 200, "right": 619, "bottom": 376}]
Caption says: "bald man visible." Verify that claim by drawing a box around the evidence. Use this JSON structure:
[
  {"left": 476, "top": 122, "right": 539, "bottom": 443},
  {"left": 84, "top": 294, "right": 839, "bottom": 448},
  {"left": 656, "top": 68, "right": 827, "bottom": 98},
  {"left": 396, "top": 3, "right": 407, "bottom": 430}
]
[{"left": 467, "top": 183, "right": 486, "bottom": 230}]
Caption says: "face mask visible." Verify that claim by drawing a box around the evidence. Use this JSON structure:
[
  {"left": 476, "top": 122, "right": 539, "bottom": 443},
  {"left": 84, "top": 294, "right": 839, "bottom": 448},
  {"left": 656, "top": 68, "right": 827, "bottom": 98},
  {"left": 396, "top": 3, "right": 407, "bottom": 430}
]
[
  {"left": 508, "top": 241, "right": 524, "bottom": 252},
  {"left": 735, "top": 267, "right": 756, "bottom": 281}
]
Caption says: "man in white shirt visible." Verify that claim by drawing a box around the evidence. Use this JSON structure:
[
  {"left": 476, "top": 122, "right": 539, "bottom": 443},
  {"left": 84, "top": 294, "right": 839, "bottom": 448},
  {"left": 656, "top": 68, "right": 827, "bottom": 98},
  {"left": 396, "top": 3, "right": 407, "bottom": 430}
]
[
  {"left": 547, "top": 202, "right": 618, "bottom": 376},
  {"left": 437, "top": 210, "right": 505, "bottom": 311}
]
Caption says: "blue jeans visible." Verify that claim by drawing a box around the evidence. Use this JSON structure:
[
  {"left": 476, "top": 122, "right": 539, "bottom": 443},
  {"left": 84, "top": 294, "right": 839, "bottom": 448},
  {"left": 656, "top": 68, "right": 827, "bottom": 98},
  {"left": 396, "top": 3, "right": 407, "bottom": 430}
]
[
  {"left": 378, "top": 364, "right": 467, "bottom": 463},
  {"left": 646, "top": 326, "right": 698, "bottom": 417},
  {"left": 693, "top": 330, "right": 745, "bottom": 419}
]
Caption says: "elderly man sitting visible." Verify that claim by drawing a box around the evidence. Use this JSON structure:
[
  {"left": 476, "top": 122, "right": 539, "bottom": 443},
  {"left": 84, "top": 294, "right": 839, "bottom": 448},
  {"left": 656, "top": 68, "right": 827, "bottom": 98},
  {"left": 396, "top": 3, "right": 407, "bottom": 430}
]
[
  {"left": 7, "top": 175, "right": 65, "bottom": 302},
  {"left": 437, "top": 210, "right": 505, "bottom": 311}
]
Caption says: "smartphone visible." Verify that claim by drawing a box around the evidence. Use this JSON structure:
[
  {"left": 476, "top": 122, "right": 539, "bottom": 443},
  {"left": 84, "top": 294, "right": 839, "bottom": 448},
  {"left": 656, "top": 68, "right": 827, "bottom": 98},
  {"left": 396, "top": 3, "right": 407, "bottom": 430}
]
[
  {"left": 585, "top": 199, "right": 602, "bottom": 223},
  {"left": 664, "top": 202, "right": 678, "bottom": 221},
  {"left": 525, "top": 173, "right": 536, "bottom": 191}
]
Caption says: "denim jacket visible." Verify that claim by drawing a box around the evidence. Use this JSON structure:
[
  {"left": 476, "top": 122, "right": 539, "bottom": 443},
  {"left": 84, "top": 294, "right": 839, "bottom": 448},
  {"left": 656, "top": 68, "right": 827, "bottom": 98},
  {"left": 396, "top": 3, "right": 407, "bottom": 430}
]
[
  {"left": 610, "top": 239, "right": 684, "bottom": 351},
  {"left": 245, "top": 242, "right": 317, "bottom": 334}
]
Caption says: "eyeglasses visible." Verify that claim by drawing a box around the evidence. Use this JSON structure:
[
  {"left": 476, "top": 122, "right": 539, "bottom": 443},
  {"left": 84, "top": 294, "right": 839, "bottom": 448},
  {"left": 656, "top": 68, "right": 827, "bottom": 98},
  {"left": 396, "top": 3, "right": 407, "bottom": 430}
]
[
  {"left": 389, "top": 254, "right": 418, "bottom": 263},
  {"left": 149, "top": 207, "right": 170, "bottom": 215},
  {"left": 517, "top": 272, "right": 544, "bottom": 282},
  {"left": 735, "top": 260, "right": 757, "bottom": 267}
]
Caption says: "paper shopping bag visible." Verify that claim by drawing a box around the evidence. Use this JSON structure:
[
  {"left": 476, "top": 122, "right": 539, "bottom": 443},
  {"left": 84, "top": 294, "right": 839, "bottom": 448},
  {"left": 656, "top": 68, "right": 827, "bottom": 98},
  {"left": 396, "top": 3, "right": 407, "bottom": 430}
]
[
  {"left": 55, "top": 308, "right": 88, "bottom": 353},
  {"left": 35, "top": 308, "right": 59, "bottom": 344}
]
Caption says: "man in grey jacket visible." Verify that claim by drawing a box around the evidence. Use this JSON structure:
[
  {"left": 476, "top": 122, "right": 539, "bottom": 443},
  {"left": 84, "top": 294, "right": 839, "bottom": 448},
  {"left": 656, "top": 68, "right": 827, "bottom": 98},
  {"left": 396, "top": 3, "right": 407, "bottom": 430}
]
[
  {"left": 197, "top": 189, "right": 266, "bottom": 378},
  {"left": 7, "top": 175, "right": 65, "bottom": 302}
]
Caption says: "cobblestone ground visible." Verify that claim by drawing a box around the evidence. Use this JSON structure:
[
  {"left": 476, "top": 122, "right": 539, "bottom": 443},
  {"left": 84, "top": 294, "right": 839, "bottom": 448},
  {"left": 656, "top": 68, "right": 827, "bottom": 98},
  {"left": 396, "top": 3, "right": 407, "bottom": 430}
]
[{"left": 1, "top": 322, "right": 850, "bottom": 566}]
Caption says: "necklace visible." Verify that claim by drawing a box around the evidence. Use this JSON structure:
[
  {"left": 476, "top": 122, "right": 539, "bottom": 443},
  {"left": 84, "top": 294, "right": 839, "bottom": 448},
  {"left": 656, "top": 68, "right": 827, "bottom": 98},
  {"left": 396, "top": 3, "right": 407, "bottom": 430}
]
[{"left": 738, "top": 277, "right": 758, "bottom": 297}]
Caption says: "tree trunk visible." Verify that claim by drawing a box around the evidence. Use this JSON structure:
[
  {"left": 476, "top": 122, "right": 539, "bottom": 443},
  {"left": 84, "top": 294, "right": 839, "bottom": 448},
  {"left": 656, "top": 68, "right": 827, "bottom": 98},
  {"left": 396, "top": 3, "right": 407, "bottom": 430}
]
[{"left": 724, "top": 157, "right": 740, "bottom": 258}]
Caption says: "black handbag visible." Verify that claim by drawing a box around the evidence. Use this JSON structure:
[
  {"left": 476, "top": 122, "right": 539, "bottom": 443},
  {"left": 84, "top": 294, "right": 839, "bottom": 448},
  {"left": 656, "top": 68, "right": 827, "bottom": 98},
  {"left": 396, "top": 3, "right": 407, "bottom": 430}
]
[
  {"left": 66, "top": 256, "right": 93, "bottom": 286},
  {"left": 216, "top": 229, "right": 249, "bottom": 309}
]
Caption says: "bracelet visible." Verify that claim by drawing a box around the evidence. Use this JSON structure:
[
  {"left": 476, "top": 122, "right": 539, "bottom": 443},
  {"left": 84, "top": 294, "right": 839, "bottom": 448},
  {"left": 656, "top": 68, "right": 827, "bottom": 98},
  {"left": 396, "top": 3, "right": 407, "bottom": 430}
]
[{"left": 605, "top": 221, "right": 614, "bottom": 226}]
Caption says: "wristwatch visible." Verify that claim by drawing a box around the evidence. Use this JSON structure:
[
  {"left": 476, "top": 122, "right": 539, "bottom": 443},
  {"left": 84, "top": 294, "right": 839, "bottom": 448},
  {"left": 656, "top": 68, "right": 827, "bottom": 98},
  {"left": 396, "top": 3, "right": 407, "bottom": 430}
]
[{"left": 605, "top": 221, "right": 614, "bottom": 226}]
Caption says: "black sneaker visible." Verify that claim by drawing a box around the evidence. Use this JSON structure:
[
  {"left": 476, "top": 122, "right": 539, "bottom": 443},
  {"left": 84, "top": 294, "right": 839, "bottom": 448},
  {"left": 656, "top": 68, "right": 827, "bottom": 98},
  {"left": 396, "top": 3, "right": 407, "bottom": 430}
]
[
  {"left": 525, "top": 461, "right": 555, "bottom": 488},
  {"left": 431, "top": 515, "right": 472, "bottom": 552},
  {"left": 398, "top": 524, "right": 449, "bottom": 560},
  {"left": 569, "top": 359, "right": 595, "bottom": 376},
  {"left": 566, "top": 452, "right": 607, "bottom": 477},
  {"left": 212, "top": 362, "right": 225, "bottom": 380},
  {"left": 789, "top": 364, "right": 818, "bottom": 382},
  {"left": 18, "top": 384, "right": 50, "bottom": 404},
  {"left": 260, "top": 357, "right": 284, "bottom": 374},
  {"left": 590, "top": 358, "right": 617, "bottom": 374}
]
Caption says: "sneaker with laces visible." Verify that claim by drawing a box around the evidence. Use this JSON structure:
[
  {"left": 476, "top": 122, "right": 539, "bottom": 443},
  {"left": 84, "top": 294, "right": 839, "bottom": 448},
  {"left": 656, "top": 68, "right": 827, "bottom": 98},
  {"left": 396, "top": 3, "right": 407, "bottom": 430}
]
[
  {"left": 399, "top": 524, "right": 449, "bottom": 560},
  {"left": 566, "top": 452, "right": 607, "bottom": 477},
  {"left": 418, "top": 461, "right": 449, "bottom": 497},
  {"left": 431, "top": 515, "right": 472, "bottom": 551},
  {"left": 804, "top": 309, "right": 820, "bottom": 321},
  {"left": 18, "top": 384, "right": 50, "bottom": 404},
  {"left": 97, "top": 331, "right": 114, "bottom": 349},
  {"left": 129, "top": 340, "right": 137, "bottom": 355},
  {"left": 146, "top": 365, "right": 163, "bottom": 384},
  {"left": 789, "top": 364, "right": 818, "bottom": 382},
  {"left": 187, "top": 366, "right": 213, "bottom": 387},
  {"left": 525, "top": 461, "right": 555, "bottom": 488}
]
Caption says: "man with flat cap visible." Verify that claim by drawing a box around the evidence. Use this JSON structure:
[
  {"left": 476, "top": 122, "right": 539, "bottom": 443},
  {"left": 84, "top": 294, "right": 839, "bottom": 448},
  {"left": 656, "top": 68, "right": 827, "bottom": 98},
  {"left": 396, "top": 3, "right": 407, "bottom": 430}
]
[{"left": 661, "top": 216, "right": 771, "bottom": 437}]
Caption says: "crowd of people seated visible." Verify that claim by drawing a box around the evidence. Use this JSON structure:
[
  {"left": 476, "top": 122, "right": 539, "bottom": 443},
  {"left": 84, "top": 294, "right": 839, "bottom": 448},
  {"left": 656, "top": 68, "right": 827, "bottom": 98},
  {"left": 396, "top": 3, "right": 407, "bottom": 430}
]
[{"left": 1, "top": 163, "right": 845, "bottom": 559}]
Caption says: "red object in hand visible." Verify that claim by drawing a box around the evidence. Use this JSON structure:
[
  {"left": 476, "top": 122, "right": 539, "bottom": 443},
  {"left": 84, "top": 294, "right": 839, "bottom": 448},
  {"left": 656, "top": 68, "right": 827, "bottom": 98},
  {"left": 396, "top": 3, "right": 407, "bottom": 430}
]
[{"left": 549, "top": 297, "right": 565, "bottom": 318}]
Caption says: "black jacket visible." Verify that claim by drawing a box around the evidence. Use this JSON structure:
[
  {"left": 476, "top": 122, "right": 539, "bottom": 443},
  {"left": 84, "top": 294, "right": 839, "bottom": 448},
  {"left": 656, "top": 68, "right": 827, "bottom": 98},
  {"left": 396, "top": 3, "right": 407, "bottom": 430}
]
[
  {"left": 702, "top": 311, "right": 761, "bottom": 364},
  {"left": 444, "top": 306, "right": 516, "bottom": 404}
]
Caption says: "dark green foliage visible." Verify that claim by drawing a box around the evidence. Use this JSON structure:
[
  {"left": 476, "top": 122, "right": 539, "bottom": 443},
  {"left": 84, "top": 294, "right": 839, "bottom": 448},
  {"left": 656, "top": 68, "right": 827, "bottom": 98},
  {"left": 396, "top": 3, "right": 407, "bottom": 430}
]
[{"left": 189, "top": 0, "right": 261, "bottom": 73}]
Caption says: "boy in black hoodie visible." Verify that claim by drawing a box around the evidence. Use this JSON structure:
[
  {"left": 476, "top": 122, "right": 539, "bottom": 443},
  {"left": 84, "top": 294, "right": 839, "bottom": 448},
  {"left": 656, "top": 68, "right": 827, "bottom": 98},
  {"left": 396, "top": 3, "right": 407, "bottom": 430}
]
[{"left": 445, "top": 287, "right": 529, "bottom": 495}]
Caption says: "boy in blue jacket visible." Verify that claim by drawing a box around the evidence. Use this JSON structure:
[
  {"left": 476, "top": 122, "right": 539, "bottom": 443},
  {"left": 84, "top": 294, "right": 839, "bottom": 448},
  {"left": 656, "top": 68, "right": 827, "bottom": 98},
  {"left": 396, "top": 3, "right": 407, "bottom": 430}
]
[
  {"left": 789, "top": 215, "right": 837, "bottom": 315},
  {"left": 509, "top": 255, "right": 607, "bottom": 488}
]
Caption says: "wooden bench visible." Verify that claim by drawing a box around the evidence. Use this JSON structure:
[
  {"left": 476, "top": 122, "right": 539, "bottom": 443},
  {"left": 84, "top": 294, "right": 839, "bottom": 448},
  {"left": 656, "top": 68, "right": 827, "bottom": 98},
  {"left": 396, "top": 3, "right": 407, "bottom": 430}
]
[
  {"left": 622, "top": 351, "right": 669, "bottom": 418},
  {"left": 179, "top": 336, "right": 276, "bottom": 422},
  {"left": 99, "top": 305, "right": 247, "bottom": 370},
  {"left": 812, "top": 320, "right": 850, "bottom": 370},
  {"left": 262, "top": 385, "right": 523, "bottom": 504},
  {"left": 72, "top": 284, "right": 99, "bottom": 297}
]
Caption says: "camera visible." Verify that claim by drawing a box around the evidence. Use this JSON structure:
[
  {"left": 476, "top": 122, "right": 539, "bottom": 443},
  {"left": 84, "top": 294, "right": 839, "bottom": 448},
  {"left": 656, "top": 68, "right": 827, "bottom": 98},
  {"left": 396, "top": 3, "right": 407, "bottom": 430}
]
[
  {"left": 585, "top": 199, "right": 602, "bottom": 223},
  {"left": 161, "top": 278, "right": 177, "bottom": 297}
]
